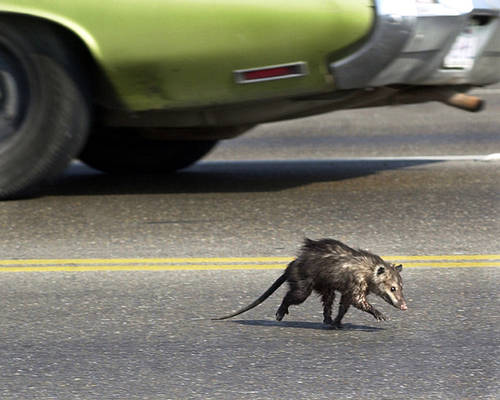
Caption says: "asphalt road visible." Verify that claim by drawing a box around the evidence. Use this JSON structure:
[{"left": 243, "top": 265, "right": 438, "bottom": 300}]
[{"left": 0, "top": 91, "right": 499, "bottom": 399}]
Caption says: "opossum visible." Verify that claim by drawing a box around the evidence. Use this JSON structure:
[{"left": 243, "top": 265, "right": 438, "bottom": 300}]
[{"left": 214, "top": 238, "right": 407, "bottom": 327}]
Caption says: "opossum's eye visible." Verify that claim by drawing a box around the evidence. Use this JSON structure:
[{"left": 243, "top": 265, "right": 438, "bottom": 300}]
[{"left": 391, "top": 287, "right": 396, "bottom": 292}]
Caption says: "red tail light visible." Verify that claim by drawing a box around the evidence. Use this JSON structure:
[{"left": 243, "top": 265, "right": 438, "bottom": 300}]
[{"left": 234, "top": 62, "right": 308, "bottom": 84}]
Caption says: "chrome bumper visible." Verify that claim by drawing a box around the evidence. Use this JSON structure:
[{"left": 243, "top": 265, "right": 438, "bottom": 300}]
[{"left": 330, "top": 0, "right": 500, "bottom": 89}]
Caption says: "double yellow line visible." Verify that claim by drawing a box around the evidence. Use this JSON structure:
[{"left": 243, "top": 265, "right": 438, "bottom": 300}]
[{"left": 0, "top": 255, "right": 499, "bottom": 272}]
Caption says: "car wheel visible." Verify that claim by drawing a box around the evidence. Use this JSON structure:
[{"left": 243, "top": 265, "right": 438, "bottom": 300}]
[
  {"left": 79, "top": 127, "right": 218, "bottom": 173},
  {"left": 0, "top": 21, "right": 90, "bottom": 199}
]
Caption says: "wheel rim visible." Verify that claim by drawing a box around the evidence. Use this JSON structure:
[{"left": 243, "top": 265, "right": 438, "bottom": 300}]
[{"left": 0, "top": 45, "right": 29, "bottom": 143}]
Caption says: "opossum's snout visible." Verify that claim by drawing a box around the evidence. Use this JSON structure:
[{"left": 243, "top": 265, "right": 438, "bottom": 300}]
[
  {"left": 381, "top": 291, "right": 406, "bottom": 310},
  {"left": 382, "top": 292, "right": 407, "bottom": 311}
]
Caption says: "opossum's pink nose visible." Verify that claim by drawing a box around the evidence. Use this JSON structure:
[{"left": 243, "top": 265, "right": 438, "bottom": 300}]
[{"left": 400, "top": 304, "right": 408, "bottom": 311}]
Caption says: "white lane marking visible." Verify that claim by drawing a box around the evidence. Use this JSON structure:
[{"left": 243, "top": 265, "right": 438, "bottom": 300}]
[{"left": 199, "top": 154, "right": 500, "bottom": 163}]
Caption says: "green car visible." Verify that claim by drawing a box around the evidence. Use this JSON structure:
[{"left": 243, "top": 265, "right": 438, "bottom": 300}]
[{"left": 1, "top": 0, "right": 499, "bottom": 198}]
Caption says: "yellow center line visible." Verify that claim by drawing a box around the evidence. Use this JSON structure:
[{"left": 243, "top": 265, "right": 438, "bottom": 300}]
[
  {"left": 0, "top": 257, "right": 293, "bottom": 266},
  {"left": 0, "top": 264, "right": 286, "bottom": 273},
  {"left": 384, "top": 254, "right": 500, "bottom": 261},
  {"left": 0, "top": 259, "right": 499, "bottom": 272},
  {"left": 0, "top": 254, "right": 499, "bottom": 267},
  {"left": 404, "top": 261, "right": 500, "bottom": 268}
]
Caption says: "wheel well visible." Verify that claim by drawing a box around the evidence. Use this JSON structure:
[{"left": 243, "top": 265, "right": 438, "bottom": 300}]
[{"left": 0, "top": 13, "right": 117, "bottom": 108}]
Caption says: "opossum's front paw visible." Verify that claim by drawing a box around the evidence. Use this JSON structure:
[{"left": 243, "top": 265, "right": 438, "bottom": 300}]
[
  {"left": 372, "top": 310, "right": 387, "bottom": 321},
  {"left": 323, "top": 317, "right": 333, "bottom": 325}
]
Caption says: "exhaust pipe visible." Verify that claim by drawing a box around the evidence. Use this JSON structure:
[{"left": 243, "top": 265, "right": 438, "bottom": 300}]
[
  {"left": 384, "top": 87, "right": 486, "bottom": 112},
  {"left": 439, "top": 91, "right": 484, "bottom": 112}
]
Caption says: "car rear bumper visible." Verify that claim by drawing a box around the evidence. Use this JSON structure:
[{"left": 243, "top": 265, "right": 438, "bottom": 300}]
[{"left": 330, "top": 0, "right": 500, "bottom": 89}]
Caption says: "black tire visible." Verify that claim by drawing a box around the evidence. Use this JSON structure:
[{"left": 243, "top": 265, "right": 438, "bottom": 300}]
[
  {"left": 79, "top": 127, "right": 218, "bottom": 174},
  {"left": 0, "top": 21, "right": 90, "bottom": 199}
]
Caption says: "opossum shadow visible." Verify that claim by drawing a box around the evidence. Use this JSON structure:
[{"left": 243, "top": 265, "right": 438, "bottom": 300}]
[{"left": 233, "top": 319, "right": 384, "bottom": 332}]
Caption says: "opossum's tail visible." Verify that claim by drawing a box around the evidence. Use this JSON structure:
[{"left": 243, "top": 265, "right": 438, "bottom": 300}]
[{"left": 212, "top": 273, "right": 287, "bottom": 320}]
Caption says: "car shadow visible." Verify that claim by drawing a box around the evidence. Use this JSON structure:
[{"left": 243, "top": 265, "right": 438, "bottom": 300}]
[
  {"left": 230, "top": 319, "right": 384, "bottom": 332},
  {"left": 45, "top": 158, "right": 442, "bottom": 197}
]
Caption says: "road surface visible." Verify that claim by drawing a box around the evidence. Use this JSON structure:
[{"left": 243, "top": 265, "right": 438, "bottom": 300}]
[{"left": 0, "top": 90, "right": 499, "bottom": 399}]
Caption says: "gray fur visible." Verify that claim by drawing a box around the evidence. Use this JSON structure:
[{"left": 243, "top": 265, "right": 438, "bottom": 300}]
[{"left": 214, "top": 238, "right": 407, "bottom": 328}]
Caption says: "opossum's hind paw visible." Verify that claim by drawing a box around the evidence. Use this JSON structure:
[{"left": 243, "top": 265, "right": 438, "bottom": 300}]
[
  {"left": 323, "top": 317, "right": 333, "bottom": 325},
  {"left": 275, "top": 309, "right": 288, "bottom": 321},
  {"left": 329, "top": 322, "right": 344, "bottom": 330}
]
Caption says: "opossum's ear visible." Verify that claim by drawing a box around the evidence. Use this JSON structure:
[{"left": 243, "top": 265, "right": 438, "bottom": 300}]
[
  {"left": 395, "top": 264, "right": 403, "bottom": 272},
  {"left": 376, "top": 266, "right": 385, "bottom": 275}
]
